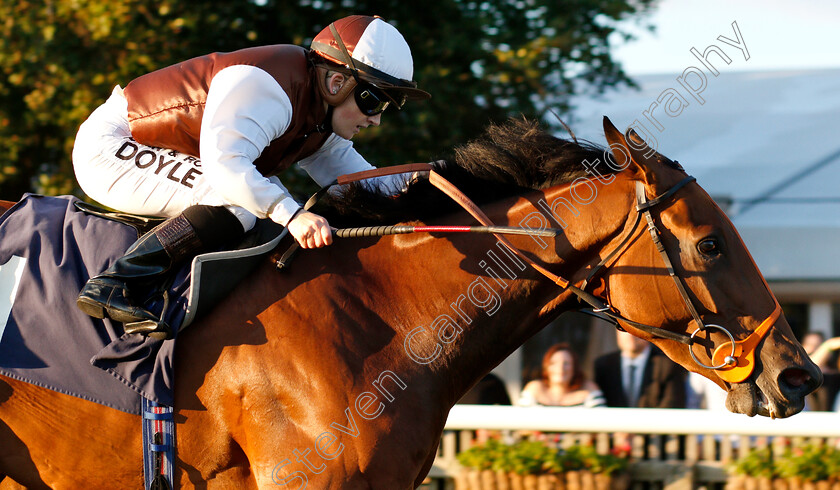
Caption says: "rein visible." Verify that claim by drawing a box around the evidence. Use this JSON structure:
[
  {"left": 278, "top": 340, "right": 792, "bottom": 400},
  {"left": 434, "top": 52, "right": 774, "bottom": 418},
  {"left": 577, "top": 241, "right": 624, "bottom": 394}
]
[{"left": 315, "top": 164, "right": 779, "bottom": 382}]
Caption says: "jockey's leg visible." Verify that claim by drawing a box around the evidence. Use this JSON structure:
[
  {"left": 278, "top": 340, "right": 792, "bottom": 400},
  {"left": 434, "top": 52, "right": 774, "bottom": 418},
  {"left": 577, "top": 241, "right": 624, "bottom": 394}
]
[
  {"left": 72, "top": 86, "right": 256, "bottom": 326},
  {"left": 76, "top": 205, "right": 244, "bottom": 323}
]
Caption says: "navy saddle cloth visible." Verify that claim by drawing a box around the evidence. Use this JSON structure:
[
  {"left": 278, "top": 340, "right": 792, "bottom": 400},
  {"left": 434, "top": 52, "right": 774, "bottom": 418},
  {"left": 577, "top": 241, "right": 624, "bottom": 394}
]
[{"left": 0, "top": 194, "right": 284, "bottom": 414}]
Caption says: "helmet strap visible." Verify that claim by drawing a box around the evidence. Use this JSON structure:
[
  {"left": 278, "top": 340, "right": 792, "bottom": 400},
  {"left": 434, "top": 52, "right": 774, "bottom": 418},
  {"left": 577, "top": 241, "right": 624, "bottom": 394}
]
[
  {"left": 329, "top": 22, "right": 361, "bottom": 79},
  {"left": 317, "top": 105, "right": 334, "bottom": 134},
  {"left": 314, "top": 65, "right": 357, "bottom": 107}
]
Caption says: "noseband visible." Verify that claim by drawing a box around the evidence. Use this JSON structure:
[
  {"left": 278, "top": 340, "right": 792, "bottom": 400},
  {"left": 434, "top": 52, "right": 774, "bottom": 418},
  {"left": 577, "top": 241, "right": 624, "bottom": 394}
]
[{"left": 577, "top": 176, "right": 781, "bottom": 382}]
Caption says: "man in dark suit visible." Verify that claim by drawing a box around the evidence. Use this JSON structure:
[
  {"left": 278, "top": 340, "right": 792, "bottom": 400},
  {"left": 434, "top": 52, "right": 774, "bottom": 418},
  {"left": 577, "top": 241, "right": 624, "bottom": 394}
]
[{"left": 594, "top": 330, "right": 687, "bottom": 408}]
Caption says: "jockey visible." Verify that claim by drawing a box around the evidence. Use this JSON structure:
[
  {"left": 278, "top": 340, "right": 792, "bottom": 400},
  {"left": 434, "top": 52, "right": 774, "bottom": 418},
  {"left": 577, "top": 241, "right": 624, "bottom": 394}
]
[{"left": 72, "top": 15, "right": 430, "bottom": 331}]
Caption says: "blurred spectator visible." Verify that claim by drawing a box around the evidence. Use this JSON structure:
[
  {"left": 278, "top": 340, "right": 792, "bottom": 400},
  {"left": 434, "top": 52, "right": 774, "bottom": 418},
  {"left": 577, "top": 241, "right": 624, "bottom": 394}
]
[
  {"left": 807, "top": 335, "right": 840, "bottom": 371},
  {"left": 518, "top": 343, "right": 605, "bottom": 407},
  {"left": 686, "top": 371, "right": 728, "bottom": 411},
  {"left": 457, "top": 373, "right": 512, "bottom": 405},
  {"left": 594, "top": 330, "right": 686, "bottom": 408},
  {"left": 805, "top": 334, "right": 840, "bottom": 411},
  {"left": 802, "top": 331, "right": 826, "bottom": 357}
]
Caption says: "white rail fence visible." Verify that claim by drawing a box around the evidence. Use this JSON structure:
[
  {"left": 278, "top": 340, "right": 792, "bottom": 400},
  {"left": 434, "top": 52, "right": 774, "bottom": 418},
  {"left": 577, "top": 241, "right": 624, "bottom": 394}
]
[{"left": 425, "top": 406, "right": 840, "bottom": 490}]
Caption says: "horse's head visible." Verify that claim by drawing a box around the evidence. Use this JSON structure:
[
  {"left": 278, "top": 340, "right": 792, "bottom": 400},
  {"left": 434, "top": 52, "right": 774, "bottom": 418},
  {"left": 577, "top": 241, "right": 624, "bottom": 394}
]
[{"left": 598, "top": 116, "right": 821, "bottom": 418}]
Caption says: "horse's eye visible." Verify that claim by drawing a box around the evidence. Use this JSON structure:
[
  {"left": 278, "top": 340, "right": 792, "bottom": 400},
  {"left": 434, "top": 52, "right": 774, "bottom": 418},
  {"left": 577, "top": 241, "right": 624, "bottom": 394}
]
[{"left": 697, "top": 238, "right": 721, "bottom": 257}]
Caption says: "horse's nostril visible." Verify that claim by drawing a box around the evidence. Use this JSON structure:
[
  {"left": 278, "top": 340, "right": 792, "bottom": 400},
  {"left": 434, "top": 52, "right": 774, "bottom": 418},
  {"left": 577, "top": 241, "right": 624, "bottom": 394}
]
[
  {"left": 780, "top": 367, "right": 822, "bottom": 396},
  {"left": 782, "top": 368, "right": 810, "bottom": 388}
]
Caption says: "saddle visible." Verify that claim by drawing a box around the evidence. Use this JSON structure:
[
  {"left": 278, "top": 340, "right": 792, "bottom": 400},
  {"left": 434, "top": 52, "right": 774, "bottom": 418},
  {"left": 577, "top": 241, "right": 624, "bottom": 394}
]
[
  {"left": 73, "top": 201, "right": 165, "bottom": 236},
  {"left": 0, "top": 194, "right": 294, "bottom": 412},
  {"left": 71, "top": 200, "right": 291, "bottom": 334}
]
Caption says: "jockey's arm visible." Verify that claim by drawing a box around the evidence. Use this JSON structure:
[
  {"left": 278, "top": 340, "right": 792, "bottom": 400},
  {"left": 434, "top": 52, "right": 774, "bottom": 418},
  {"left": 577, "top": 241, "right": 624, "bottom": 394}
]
[
  {"left": 291, "top": 135, "right": 415, "bottom": 249},
  {"left": 198, "top": 65, "right": 301, "bottom": 227},
  {"left": 198, "top": 65, "right": 411, "bottom": 248},
  {"left": 296, "top": 133, "right": 414, "bottom": 196}
]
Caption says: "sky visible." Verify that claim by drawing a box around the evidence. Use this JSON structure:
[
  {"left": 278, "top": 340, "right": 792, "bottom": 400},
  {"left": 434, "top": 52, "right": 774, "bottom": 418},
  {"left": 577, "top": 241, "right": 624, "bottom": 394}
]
[
  {"left": 563, "top": 1, "right": 840, "bottom": 281},
  {"left": 610, "top": 0, "right": 840, "bottom": 75}
]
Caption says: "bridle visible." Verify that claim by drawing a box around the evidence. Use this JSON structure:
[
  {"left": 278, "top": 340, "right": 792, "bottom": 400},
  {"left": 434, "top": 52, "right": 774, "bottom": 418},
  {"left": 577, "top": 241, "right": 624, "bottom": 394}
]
[
  {"left": 574, "top": 175, "right": 781, "bottom": 383},
  {"left": 300, "top": 164, "right": 781, "bottom": 384},
  {"left": 437, "top": 170, "right": 782, "bottom": 383}
]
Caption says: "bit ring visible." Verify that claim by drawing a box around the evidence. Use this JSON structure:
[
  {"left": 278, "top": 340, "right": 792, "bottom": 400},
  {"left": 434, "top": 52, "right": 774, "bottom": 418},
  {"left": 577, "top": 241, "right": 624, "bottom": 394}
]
[{"left": 689, "top": 324, "right": 737, "bottom": 370}]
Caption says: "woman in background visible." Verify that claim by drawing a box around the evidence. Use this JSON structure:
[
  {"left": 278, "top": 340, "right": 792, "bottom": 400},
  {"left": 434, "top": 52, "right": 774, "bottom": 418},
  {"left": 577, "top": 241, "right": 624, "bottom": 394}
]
[{"left": 518, "top": 343, "right": 605, "bottom": 407}]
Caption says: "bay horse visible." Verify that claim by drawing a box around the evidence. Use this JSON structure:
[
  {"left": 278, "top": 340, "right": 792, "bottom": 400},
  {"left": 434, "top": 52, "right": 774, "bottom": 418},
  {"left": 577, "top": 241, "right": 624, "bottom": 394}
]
[{"left": 0, "top": 117, "right": 821, "bottom": 489}]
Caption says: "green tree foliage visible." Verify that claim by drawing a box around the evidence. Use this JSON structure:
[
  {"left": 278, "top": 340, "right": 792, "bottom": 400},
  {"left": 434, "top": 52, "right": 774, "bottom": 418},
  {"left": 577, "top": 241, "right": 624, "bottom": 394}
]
[{"left": 0, "top": 0, "right": 655, "bottom": 201}]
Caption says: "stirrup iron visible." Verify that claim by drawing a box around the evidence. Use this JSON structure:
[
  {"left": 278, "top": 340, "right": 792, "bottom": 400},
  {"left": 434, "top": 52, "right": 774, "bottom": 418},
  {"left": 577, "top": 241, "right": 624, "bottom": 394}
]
[{"left": 124, "top": 319, "right": 172, "bottom": 340}]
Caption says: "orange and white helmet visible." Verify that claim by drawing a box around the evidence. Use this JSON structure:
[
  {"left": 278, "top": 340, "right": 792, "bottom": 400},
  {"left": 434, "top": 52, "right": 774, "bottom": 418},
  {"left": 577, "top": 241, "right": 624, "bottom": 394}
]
[{"left": 310, "top": 15, "right": 430, "bottom": 108}]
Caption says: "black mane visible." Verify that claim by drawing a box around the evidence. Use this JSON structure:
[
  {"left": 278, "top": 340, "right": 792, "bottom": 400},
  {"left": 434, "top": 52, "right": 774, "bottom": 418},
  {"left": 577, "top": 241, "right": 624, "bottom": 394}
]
[{"left": 319, "top": 118, "right": 614, "bottom": 226}]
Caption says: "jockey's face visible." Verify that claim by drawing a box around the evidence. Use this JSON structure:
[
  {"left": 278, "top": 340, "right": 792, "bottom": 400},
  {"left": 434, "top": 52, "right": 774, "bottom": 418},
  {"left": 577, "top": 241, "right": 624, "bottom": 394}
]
[
  {"left": 331, "top": 88, "right": 382, "bottom": 140},
  {"left": 326, "top": 72, "right": 382, "bottom": 140}
]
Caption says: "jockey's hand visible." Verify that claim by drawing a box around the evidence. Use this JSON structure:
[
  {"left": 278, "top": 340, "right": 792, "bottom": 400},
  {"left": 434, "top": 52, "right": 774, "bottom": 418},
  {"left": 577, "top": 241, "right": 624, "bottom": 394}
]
[{"left": 288, "top": 211, "right": 333, "bottom": 249}]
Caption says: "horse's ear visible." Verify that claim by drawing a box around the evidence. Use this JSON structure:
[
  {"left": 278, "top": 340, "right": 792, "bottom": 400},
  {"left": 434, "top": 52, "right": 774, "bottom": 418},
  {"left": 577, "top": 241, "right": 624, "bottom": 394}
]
[
  {"left": 625, "top": 127, "right": 683, "bottom": 170},
  {"left": 626, "top": 128, "right": 655, "bottom": 163},
  {"left": 602, "top": 116, "right": 648, "bottom": 183},
  {"left": 602, "top": 116, "right": 625, "bottom": 150},
  {"left": 603, "top": 116, "right": 683, "bottom": 190}
]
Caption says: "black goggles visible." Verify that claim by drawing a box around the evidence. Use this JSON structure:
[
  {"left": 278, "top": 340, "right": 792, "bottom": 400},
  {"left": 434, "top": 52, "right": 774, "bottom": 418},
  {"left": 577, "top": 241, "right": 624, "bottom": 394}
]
[{"left": 353, "top": 83, "right": 406, "bottom": 116}]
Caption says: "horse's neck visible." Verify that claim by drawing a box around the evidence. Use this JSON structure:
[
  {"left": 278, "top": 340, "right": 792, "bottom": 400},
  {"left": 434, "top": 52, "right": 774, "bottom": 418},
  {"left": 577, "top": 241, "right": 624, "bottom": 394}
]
[{"left": 399, "top": 176, "right": 638, "bottom": 402}]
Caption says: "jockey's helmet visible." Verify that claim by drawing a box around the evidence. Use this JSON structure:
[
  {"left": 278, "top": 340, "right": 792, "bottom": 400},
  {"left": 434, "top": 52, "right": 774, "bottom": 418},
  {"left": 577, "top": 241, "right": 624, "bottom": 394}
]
[{"left": 310, "top": 15, "right": 430, "bottom": 110}]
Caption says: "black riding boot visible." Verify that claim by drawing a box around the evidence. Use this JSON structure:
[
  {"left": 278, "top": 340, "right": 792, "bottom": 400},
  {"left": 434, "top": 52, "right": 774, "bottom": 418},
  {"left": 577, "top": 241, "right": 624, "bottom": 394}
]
[{"left": 77, "top": 205, "right": 245, "bottom": 327}]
